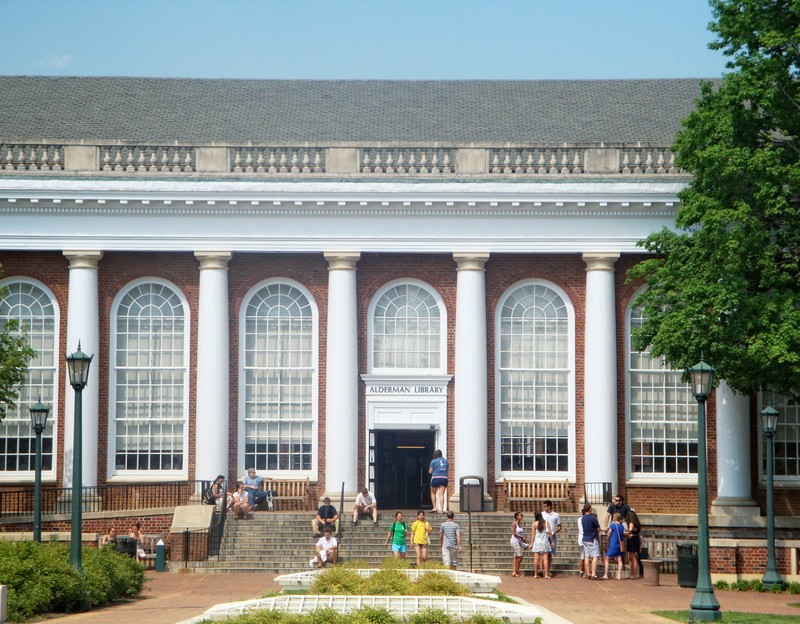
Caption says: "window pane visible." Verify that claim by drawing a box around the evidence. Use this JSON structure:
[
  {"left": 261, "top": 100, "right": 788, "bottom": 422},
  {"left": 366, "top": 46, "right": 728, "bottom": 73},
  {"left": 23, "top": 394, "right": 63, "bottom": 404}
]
[
  {"left": 243, "top": 284, "right": 314, "bottom": 472},
  {"left": 760, "top": 390, "right": 800, "bottom": 479},
  {"left": 114, "top": 283, "right": 186, "bottom": 471},
  {"left": 628, "top": 306, "right": 696, "bottom": 475},
  {"left": 0, "top": 281, "right": 57, "bottom": 474},
  {"left": 499, "top": 284, "right": 570, "bottom": 473},
  {"left": 372, "top": 284, "right": 441, "bottom": 370}
]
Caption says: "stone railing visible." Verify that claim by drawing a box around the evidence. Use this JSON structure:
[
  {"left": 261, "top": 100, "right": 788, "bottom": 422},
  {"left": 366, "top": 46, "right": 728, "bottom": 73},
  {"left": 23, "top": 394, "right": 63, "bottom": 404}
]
[{"left": 0, "top": 143, "right": 685, "bottom": 176}]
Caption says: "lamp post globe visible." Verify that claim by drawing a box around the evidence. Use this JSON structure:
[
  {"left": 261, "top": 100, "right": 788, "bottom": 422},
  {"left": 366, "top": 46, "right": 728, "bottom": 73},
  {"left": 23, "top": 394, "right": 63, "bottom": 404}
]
[
  {"left": 29, "top": 399, "right": 50, "bottom": 543},
  {"left": 760, "top": 405, "right": 783, "bottom": 587},
  {"left": 65, "top": 342, "right": 93, "bottom": 574},
  {"left": 688, "top": 355, "right": 721, "bottom": 621}
]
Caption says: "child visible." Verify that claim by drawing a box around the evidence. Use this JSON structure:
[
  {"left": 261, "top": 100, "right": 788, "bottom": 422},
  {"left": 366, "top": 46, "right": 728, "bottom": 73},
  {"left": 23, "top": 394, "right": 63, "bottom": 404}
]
[{"left": 410, "top": 510, "right": 432, "bottom": 567}]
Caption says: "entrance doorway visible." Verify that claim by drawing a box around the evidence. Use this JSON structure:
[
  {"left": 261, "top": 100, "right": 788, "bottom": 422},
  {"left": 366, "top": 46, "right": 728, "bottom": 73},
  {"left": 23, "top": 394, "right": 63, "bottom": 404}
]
[{"left": 372, "top": 429, "right": 435, "bottom": 510}]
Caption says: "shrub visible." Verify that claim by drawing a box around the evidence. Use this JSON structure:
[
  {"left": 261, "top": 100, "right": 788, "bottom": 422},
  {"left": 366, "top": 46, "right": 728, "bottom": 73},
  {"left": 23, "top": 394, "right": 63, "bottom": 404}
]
[
  {"left": 348, "top": 606, "right": 399, "bottom": 624},
  {"left": 787, "top": 582, "right": 800, "bottom": 594},
  {"left": 714, "top": 580, "right": 730, "bottom": 590},
  {"left": 0, "top": 541, "right": 144, "bottom": 622},
  {"left": 380, "top": 557, "right": 411, "bottom": 570},
  {"left": 467, "top": 616, "right": 506, "bottom": 624},
  {"left": 409, "top": 608, "right": 452, "bottom": 624},
  {"left": 363, "top": 569, "right": 411, "bottom": 595},
  {"left": 411, "top": 572, "right": 468, "bottom": 597},
  {"left": 309, "top": 567, "right": 365, "bottom": 595}
]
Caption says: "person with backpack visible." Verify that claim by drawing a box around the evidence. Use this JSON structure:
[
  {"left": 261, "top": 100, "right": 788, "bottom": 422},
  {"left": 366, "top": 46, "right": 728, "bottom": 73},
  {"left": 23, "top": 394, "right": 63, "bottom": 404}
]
[
  {"left": 384, "top": 511, "right": 409, "bottom": 559},
  {"left": 204, "top": 474, "right": 225, "bottom": 505}
]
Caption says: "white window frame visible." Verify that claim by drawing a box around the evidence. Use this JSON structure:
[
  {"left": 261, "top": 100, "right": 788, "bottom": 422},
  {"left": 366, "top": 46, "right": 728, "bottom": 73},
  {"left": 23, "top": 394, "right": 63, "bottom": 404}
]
[
  {"left": 758, "top": 390, "right": 800, "bottom": 486},
  {"left": 0, "top": 278, "right": 59, "bottom": 484},
  {"left": 494, "top": 279, "right": 576, "bottom": 479},
  {"left": 237, "top": 278, "right": 318, "bottom": 479},
  {"left": 625, "top": 290, "right": 697, "bottom": 485},
  {"left": 367, "top": 279, "right": 447, "bottom": 375},
  {"left": 107, "top": 278, "right": 190, "bottom": 481}
]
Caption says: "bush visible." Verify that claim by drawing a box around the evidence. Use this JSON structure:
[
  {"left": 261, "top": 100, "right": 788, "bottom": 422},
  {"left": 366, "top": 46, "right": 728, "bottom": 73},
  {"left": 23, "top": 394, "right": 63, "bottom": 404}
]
[
  {"left": 363, "top": 569, "right": 411, "bottom": 595},
  {"left": 409, "top": 608, "right": 452, "bottom": 624},
  {"left": 411, "top": 572, "right": 468, "bottom": 597},
  {"left": 787, "top": 582, "right": 800, "bottom": 595},
  {"left": 309, "top": 567, "right": 365, "bottom": 595},
  {"left": 348, "top": 606, "right": 399, "bottom": 624},
  {"left": 379, "top": 557, "right": 411, "bottom": 570},
  {"left": 0, "top": 541, "right": 144, "bottom": 622},
  {"left": 466, "top": 616, "right": 506, "bottom": 624}
]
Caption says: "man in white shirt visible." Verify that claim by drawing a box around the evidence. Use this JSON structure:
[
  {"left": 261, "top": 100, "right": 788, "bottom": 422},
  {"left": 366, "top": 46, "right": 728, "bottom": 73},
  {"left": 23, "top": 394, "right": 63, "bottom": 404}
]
[
  {"left": 542, "top": 499, "right": 562, "bottom": 571},
  {"left": 310, "top": 527, "right": 338, "bottom": 568},
  {"left": 352, "top": 487, "right": 379, "bottom": 526}
]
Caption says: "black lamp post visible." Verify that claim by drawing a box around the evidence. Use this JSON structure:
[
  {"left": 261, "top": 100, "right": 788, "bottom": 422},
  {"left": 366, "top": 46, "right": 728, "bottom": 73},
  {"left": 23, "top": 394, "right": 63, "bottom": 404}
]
[
  {"left": 66, "top": 342, "right": 92, "bottom": 574},
  {"left": 29, "top": 398, "right": 50, "bottom": 543},
  {"left": 760, "top": 405, "right": 783, "bottom": 587},
  {"left": 688, "top": 355, "right": 721, "bottom": 622}
]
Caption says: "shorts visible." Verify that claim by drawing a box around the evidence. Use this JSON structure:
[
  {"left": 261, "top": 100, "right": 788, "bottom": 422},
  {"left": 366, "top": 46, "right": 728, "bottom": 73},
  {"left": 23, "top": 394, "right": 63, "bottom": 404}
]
[
  {"left": 549, "top": 535, "right": 557, "bottom": 555},
  {"left": 442, "top": 545, "right": 458, "bottom": 567},
  {"left": 511, "top": 541, "right": 524, "bottom": 557},
  {"left": 583, "top": 539, "right": 600, "bottom": 558},
  {"left": 392, "top": 543, "right": 407, "bottom": 553},
  {"left": 578, "top": 542, "right": 585, "bottom": 559},
  {"left": 430, "top": 477, "right": 448, "bottom": 488},
  {"left": 627, "top": 536, "right": 641, "bottom": 554}
]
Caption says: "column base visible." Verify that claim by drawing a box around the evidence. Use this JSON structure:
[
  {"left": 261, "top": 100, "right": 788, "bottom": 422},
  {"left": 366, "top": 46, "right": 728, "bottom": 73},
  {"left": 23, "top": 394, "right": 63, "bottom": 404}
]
[
  {"left": 321, "top": 490, "right": 360, "bottom": 511},
  {"left": 448, "top": 493, "right": 495, "bottom": 513},
  {"left": 711, "top": 497, "right": 759, "bottom": 518}
]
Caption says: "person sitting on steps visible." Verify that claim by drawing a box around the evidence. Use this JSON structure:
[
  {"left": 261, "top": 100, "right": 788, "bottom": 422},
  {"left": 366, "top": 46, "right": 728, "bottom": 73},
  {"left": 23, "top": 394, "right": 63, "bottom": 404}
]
[
  {"left": 352, "top": 487, "right": 378, "bottom": 526},
  {"left": 311, "top": 496, "right": 339, "bottom": 537},
  {"left": 310, "top": 526, "right": 338, "bottom": 568}
]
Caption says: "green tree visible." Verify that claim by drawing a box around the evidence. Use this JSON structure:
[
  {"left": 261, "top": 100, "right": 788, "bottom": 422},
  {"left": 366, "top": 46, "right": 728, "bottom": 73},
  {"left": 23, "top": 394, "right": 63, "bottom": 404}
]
[{"left": 629, "top": 0, "right": 800, "bottom": 399}]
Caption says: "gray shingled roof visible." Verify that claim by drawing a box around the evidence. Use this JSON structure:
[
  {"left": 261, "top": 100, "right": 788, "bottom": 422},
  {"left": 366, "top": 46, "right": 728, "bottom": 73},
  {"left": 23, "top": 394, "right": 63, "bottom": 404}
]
[{"left": 0, "top": 76, "right": 712, "bottom": 144}]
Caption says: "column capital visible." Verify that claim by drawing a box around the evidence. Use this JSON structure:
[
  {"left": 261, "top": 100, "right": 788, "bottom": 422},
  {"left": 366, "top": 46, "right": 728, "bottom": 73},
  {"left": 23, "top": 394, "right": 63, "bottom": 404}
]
[
  {"left": 324, "top": 252, "right": 360, "bottom": 271},
  {"left": 453, "top": 252, "right": 490, "bottom": 271},
  {"left": 195, "top": 251, "right": 232, "bottom": 270},
  {"left": 63, "top": 251, "right": 103, "bottom": 269},
  {"left": 582, "top": 252, "right": 620, "bottom": 272}
]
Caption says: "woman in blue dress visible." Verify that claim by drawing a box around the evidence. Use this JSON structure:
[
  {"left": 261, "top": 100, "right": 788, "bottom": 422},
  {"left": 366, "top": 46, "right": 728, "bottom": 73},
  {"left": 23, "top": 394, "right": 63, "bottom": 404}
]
[
  {"left": 428, "top": 449, "right": 449, "bottom": 513},
  {"left": 602, "top": 512, "right": 625, "bottom": 580}
]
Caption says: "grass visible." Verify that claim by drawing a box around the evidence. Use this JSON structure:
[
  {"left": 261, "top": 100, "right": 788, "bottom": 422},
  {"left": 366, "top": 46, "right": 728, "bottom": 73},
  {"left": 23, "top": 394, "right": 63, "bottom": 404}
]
[{"left": 654, "top": 611, "right": 799, "bottom": 623}]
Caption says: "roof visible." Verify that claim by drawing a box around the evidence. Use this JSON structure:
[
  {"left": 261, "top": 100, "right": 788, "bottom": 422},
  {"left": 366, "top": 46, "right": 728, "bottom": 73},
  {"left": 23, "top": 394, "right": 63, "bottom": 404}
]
[{"left": 0, "top": 76, "right": 713, "bottom": 144}]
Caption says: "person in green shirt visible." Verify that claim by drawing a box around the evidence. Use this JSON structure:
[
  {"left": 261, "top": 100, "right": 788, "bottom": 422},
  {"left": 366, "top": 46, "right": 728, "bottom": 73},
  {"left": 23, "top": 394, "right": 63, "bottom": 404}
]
[{"left": 384, "top": 511, "right": 409, "bottom": 559}]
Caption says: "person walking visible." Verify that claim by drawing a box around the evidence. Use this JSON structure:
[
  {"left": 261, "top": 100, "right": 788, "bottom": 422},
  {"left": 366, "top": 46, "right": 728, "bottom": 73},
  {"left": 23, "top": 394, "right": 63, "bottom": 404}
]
[
  {"left": 439, "top": 511, "right": 462, "bottom": 570},
  {"left": 428, "top": 449, "right": 449, "bottom": 513},
  {"left": 509, "top": 511, "right": 529, "bottom": 578},
  {"left": 580, "top": 503, "right": 601, "bottom": 579},
  {"left": 410, "top": 510, "right": 432, "bottom": 567},
  {"left": 384, "top": 511, "right": 409, "bottom": 559}
]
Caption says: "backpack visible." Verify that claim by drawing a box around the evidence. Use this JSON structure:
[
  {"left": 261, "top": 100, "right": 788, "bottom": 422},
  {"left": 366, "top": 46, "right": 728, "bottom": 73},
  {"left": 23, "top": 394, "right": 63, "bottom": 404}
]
[{"left": 203, "top": 486, "right": 217, "bottom": 505}]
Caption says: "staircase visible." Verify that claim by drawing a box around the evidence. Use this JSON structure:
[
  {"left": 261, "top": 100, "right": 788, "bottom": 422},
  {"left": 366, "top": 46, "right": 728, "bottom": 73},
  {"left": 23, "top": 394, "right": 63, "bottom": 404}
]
[{"left": 185, "top": 511, "right": 585, "bottom": 575}]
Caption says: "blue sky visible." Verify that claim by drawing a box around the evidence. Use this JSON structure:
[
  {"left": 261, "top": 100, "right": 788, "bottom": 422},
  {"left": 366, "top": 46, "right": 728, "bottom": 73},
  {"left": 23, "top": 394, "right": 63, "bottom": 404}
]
[{"left": 3, "top": 1, "right": 727, "bottom": 80}]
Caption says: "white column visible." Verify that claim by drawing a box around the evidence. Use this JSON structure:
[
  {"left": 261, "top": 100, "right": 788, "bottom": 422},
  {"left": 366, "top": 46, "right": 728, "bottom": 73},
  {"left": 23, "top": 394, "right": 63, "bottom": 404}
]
[
  {"left": 453, "top": 253, "right": 490, "bottom": 509},
  {"left": 582, "top": 253, "right": 620, "bottom": 490},
  {"left": 323, "top": 252, "right": 360, "bottom": 500},
  {"left": 63, "top": 251, "right": 102, "bottom": 488},
  {"left": 712, "top": 381, "right": 758, "bottom": 516},
  {"left": 194, "top": 252, "right": 232, "bottom": 480}
]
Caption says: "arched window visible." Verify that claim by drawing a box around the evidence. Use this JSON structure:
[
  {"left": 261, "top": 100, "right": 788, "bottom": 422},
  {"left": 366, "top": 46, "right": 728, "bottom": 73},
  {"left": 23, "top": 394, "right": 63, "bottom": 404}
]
[
  {"left": 110, "top": 280, "right": 188, "bottom": 475},
  {"left": 0, "top": 279, "right": 58, "bottom": 478},
  {"left": 370, "top": 281, "right": 445, "bottom": 373},
  {"left": 759, "top": 390, "right": 800, "bottom": 482},
  {"left": 240, "top": 281, "right": 317, "bottom": 474},
  {"left": 627, "top": 303, "right": 697, "bottom": 478},
  {"left": 497, "top": 281, "right": 574, "bottom": 474}
]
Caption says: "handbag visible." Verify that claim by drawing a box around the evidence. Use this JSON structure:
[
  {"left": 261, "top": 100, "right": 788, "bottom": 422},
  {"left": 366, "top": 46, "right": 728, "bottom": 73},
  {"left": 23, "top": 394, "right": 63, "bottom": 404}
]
[{"left": 617, "top": 524, "right": 627, "bottom": 553}]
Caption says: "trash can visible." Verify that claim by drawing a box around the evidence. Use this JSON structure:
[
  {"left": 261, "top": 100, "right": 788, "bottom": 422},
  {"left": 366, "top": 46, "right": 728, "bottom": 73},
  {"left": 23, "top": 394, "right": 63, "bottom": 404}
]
[
  {"left": 677, "top": 542, "right": 699, "bottom": 588},
  {"left": 115, "top": 536, "right": 137, "bottom": 558},
  {"left": 642, "top": 559, "right": 662, "bottom": 586},
  {"left": 459, "top": 475, "right": 484, "bottom": 512}
]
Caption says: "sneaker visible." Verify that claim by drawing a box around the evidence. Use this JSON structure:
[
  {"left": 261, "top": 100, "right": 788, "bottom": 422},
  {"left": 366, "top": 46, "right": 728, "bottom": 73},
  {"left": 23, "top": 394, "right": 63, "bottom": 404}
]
[
  {"left": 309, "top": 558, "right": 317, "bottom": 568},
  {"left": 373, "top": 521, "right": 379, "bottom": 526},
  {"left": 352, "top": 520, "right": 358, "bottom": 526}
]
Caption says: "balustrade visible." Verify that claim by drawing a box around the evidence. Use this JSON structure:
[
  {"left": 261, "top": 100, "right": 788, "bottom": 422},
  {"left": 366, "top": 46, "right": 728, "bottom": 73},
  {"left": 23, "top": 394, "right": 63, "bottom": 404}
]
[
  {"left": 360, "top": 147, "right": 454, "bottom": 174},
  {"left": 487, "top": 147, "right": 584, "bottom": 174},
  {"left": 100, "top": 145, "right": 195, "bottom": 172},
  {"left": 1, "top": 144, "right": 63, "bottom": 171},
  {"left": 230, "top": 147, "right": 325, "bottom": 173}
]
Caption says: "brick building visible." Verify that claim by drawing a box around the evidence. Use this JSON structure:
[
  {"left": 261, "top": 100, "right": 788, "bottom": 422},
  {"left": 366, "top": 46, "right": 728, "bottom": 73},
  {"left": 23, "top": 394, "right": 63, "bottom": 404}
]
[{"left": 0, "top": 77, "right": 796, "bottom": 536}]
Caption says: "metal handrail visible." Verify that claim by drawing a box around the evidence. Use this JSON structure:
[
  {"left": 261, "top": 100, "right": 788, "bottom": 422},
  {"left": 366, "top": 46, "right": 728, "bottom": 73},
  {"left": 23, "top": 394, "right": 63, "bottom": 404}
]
[{"left": 0, "top": 480, "right": 209, "bottom": 518}]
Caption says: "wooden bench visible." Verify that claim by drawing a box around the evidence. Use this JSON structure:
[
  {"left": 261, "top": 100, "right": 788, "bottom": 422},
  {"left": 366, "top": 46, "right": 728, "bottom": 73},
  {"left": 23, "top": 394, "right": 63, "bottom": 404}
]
[
  {"left": 258, "top": 477, "right": 311, "bottom": 511},
  {"left": 137, "top": 534, "right": 162, "bottom": 567},
  {"left": 501, "top": 478, "right": 571, "bottom": 512}
]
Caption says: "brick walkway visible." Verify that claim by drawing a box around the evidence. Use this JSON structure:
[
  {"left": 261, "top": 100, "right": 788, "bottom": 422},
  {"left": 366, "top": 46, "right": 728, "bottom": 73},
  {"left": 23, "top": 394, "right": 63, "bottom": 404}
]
[{"left": 46, "top": 571, "right": 799, "bottom": 624}]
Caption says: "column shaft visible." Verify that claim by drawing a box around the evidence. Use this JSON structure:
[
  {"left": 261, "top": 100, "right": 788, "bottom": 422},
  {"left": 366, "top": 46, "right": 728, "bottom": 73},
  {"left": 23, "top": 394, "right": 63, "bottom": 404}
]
[
  {"left": 63, "top": 251, "right": 102, "bottom": 488},
  {"left": 712, "top": 381, "right": 756, "bottom": 515},
  {"left": 324, "top": 253, "right": 360, "bottom": 498},
  {"left": 194, "top": 252, "right": 231, "bottom": 480},
  {"left": 453, "top": 253, "right": 489, "bottom": 502},
  {"left": 582, "top": 253, "right": 619, "bottom": 489}
]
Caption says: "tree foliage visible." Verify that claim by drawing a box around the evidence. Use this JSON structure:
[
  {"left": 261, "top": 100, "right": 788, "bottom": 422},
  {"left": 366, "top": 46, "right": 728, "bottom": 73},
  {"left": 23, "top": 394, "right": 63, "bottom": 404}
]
[
  {"left": 629, "top": 0, "right": 800, "bottom": 399},
  {"left": 0, "top": 318, "right": 35, "bottom": 421}
]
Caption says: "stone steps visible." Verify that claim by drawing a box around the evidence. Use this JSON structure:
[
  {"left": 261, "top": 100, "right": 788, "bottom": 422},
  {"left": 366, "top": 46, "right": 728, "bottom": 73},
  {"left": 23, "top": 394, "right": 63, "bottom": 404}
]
[{"left": 184, "top": 511, "right": 587, "bottom": 575}]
